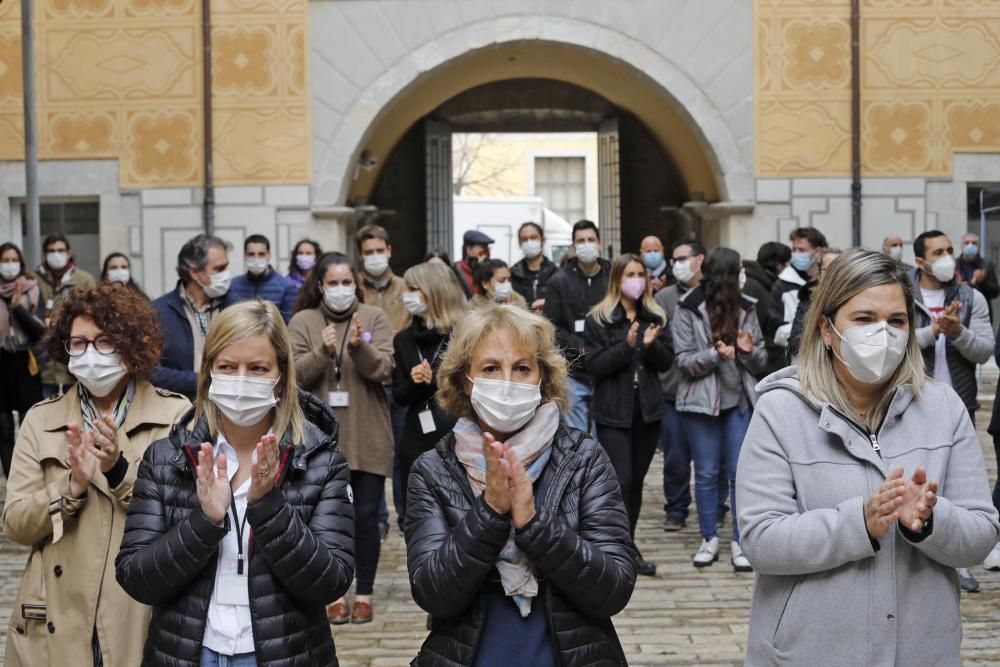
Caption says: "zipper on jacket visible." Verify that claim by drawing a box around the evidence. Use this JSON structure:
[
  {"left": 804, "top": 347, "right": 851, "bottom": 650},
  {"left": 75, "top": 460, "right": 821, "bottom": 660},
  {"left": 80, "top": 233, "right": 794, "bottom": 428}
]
[{"left": 868, "top": 433, "right": 880, "bottom": 452}]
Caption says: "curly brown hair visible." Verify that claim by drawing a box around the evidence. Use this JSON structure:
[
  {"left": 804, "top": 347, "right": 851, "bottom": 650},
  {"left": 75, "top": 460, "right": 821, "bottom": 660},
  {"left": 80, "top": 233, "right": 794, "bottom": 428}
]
[{"left": 45, "top": 283, "right": 164, "bottom": 379}]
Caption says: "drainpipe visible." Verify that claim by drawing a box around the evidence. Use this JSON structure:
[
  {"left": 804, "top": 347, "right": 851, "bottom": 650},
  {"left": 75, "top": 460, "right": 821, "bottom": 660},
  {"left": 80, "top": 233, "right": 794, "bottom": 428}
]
[
  {"left": 20, "top": 0, "right": 41, "bottom": 268},
  {"left": 201, "top": 0, "right": 215, "bottom": 235},
  {"left": 850, "top": 0, "right": 861, "bottom": 246}
]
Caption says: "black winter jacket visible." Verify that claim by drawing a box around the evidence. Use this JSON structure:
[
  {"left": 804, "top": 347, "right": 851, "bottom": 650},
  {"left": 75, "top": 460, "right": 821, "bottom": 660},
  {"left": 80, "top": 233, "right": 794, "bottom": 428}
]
[
  {"left": 543, "top": 258, "right": 611, "bottom": 380},
  {"left": 584, "top": 304, "right": 674, "bottom": 428},
  {"left": 510, "top": 256, "right": 558, "bottom": 306},
  {"left": 405, "top": 424, "right": 636, "bottom": 666},
  {"left": 115, "top": 391, "right": 355, "bottom": 667}
]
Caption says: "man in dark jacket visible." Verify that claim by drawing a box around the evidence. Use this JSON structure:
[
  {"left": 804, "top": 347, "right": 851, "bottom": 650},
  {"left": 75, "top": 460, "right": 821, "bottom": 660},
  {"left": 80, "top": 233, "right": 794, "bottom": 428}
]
[
  {"left": 510, "top": 221, "right": 558, "bottom": 312},
  {"left": 454, "top": 229, "right": 494, "bottom": 296},
  {"left": 230, "top": 234, "right": 298, "bottom": 322},
  {"left": 543, "top": 220, "right": 609, "bottom": 433},
  {"left": 766, "top": 226, "right": 827, "bottom": 350},
  {"left": 957, "top": 232, "right": 1000, "bottom": 322},
  {"left": 151, "top": 234, "right": 235, "bottom": 398},
  {"left": 912, "top": 229, "right": 993, "bottom": 593},
  {"left": 743, "top": 241, "right": 791, "bottom": 377}
]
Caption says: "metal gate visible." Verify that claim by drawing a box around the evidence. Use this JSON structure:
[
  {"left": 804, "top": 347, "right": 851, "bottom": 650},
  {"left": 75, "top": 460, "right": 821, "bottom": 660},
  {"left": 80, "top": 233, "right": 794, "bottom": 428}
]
[
  {"left": 425, "top": 120, "right": 453, "bottom": 254},
  {"left": 598, "top": 118, "right": 621, "bottom": 259}
]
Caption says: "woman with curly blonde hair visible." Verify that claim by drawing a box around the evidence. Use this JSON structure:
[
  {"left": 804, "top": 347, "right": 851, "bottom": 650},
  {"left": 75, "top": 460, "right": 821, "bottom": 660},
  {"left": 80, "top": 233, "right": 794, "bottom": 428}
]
[
  {"left": 405, "top": 303, "right": 636, "bottom": 667},
  {"left": 3, "top": 283, "right": 190, "bottom": 667}
]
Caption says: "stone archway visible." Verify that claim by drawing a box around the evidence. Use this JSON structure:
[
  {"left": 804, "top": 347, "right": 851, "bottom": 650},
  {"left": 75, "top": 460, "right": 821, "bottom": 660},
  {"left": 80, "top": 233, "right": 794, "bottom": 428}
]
[{"left": 311, "top": 15, "right": 754, "bottom": 209}]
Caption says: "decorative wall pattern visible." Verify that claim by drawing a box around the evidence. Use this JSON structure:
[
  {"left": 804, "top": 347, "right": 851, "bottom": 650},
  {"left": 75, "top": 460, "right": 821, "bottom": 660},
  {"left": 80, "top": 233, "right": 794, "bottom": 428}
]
[
  {"left": 756, "top": 0, "right": 1000, "bottom": 177},
  {"left": 0, "top": 0, "right": 308, "bottom": 188}
]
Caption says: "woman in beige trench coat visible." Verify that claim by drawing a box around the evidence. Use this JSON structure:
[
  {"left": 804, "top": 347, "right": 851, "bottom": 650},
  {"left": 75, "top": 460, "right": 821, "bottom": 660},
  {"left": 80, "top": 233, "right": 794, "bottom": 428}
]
[{"left": 2, "top": 284, "right": 189, "bottom": 667}]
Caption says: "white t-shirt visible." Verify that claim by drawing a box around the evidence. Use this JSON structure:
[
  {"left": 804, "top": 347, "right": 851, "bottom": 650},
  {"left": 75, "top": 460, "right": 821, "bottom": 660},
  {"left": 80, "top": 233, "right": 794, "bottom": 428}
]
[
  {"left": 202, "top": 435, "right": 255, "bottom": 656},
  {"left": 920, "top": 287, "right": 953, "bottom": 386}
]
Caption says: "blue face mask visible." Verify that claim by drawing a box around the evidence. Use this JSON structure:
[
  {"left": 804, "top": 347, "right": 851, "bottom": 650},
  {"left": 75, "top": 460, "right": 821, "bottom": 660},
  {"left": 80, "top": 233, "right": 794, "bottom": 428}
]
[
  {"left": 643, "top": 251, "right": 664, "bottom": 271},
  {"left": 791, "top": 251, "right": 814, "bottom": 272},
  {"left": 963, "top": 244, "right": 979, "bottom": 258}
]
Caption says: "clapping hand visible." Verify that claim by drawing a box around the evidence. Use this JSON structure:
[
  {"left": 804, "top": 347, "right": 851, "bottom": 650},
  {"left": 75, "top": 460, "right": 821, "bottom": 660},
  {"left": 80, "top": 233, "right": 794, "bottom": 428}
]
[
  {"left": 321, "top": 323, "right": 339, "bottom": 355},
  {"left": 248, "top": 434, "right": 280, "bottom": 504},
  {"left": 67, "top": 423, "right": 97, "bottom": 498},
  {"left": 196, "top": 444, "right": 231, "bottom": 525},
  {"left": 736, "top": 329, "right": 754, "bottom": 354},
  {"left": 505, "top": 446, "right": 536, "bottom": 529},
  {"left": 626, "top": 321, "right": 639, "bottom": 348},
  {"left": 411, "top": 359, "right": 432, "bottom": 384},
  {"left": 864, "top": 467, "right": 905, "bottom": 538},
  {"left": 937, "top": 301, "right": 963, "bottom": 339},
  {"left": 642, "top": 324, "right": 661, "bottom": 347},
  {"left": 897, "top": 466, "right": 938, "bottom": 533},
  {"left": 89, "top": 413, "right": 121, "bottom": 474},
  {"left": 715, "top": 339, "right": 736, "bottom": 361},
  {"left": 482, "top": 433, "right": 511, "bottom": 515},
  {"left": 348, "top": 313, "right": 363, "bottom": 347}
]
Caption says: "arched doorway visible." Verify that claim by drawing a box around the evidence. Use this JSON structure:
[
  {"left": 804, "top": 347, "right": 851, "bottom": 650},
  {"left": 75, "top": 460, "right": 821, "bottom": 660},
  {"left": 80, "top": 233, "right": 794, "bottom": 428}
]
[{"left": 319, "top": 38, "right": 744, "bottom": 269}]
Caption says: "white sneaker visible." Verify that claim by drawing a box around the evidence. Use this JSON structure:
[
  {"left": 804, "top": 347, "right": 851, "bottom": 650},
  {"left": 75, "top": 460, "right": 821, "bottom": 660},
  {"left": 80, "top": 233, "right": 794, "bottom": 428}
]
[
  {"left": 693, "top": 537, "right": 719, "bottom": 568},
  {"left": 731, "top": 541, "right": 753, "bottom": 572},
  {"left": 984, "top": 542, "right": 1000, "bottom": 571}
]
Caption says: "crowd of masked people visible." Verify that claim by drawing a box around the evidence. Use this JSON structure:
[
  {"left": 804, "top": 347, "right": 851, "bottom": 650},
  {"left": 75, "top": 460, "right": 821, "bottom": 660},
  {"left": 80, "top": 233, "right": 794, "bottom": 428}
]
[{"left": 0, "top": 218, "right": 999, "bottom": 666}]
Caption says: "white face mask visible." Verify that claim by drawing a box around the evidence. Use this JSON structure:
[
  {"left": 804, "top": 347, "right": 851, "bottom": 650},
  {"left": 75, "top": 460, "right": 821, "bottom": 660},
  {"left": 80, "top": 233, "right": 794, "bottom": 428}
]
[
  {"left": 363, "top": 253, "right": 390, "bottom": 277},
  {"left": 324, "top": 284, "right": 356, "bottom": 312},
  {"left": 467, "top": 376, "right": 542, "bottom": 434},
  {"left": 0, "top": 262, "right": 20, "bottom": 281},
  {"left": 46, "top": 251, "right": 68, "bottom": 271},
  {"left": 246, "top": 259, "right": 268, "bottom": 276},
  {"left": 200, "top": 270, "right": 231, "bottom": 299},
  {"left": 68, "top": 348, "right": 127, "bottom": 398},
  {"left": 107, "top": 268, "right": 130, "bottom": 284},
  {"left": 403, "top": 290, "right": 427, "bottom": 316},
  {"left": 739, "top": 268, "right": 747, "bottom": 290},
  {"left": 924, "top": 255, "right": 956, "bottom": 283},
  {"left": 575, "top": 242, "right": 600, "bottom": 264},
  {"left": 493, "top": 281, "right": 513, "bottom": 302},
  {"left": 888, "top": 246, "right": 903, "bottom": 261},
  {"left": 672, "top": 259, "right": 694, "bottom": 285},
  {"left": 520, "top": 240, "right": 543, "bottom": 259},
  {"left": 829, "top": 319, "right": 909, "bottom": 385},
  {"left": 208, "top": 373, "right": 279, "bottom": 427}
]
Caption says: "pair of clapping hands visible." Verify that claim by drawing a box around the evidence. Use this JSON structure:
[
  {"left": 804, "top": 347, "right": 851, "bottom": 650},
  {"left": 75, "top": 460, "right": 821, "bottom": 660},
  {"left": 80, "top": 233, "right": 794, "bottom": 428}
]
[
  {"left": 864, "top": 466, "right": 937, "bottom": 540},
  {"left": 481, "top": 433, "right": 536, "bottom": 530}
]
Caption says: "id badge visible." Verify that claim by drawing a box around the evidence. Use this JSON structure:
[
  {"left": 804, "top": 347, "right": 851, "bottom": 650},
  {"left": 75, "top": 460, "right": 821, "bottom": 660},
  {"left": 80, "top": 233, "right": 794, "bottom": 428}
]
[
  {"left": 418, "top": 409, "right": 436, "bottom": 434},
  {"left": 574, "top": 319, "right": 585, "bottom": 333},
  {"left": 328, "top": 390, "right": 349, "bottom": 407},
  {"left": 216, "top": 574, "right": 250, "bottom": 606}
]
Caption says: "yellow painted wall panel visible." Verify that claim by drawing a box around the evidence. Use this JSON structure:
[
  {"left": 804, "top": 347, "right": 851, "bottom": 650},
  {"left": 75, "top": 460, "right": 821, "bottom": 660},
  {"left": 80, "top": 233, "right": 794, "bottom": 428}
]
[
  {"left": 757, "top": 0, "right": 1000, "bottom": 177},
  {"left": 0, "top": 0, "right": 308, "bottom": 187}
]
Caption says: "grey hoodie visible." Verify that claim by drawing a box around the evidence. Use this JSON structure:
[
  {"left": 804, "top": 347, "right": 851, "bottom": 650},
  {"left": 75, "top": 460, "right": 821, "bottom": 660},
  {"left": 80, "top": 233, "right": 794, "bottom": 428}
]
[{"left": 737, "top": 367, "right": 1000, "bottom": 666}]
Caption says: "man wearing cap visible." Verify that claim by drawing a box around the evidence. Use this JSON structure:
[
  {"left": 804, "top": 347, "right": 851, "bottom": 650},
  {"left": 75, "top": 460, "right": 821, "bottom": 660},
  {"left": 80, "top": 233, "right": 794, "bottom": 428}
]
[{"left": 455, "top": 229, "right": 493, "bottom": 296}]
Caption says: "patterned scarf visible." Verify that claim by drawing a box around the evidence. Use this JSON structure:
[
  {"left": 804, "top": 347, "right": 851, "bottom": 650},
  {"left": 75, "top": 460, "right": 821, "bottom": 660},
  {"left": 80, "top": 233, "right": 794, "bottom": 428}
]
[
  {"left": 453, "top": 401, "right": 560, "bottom": 617},
  {"left": 79, "top": 378, "right": 136, "bottom": 434}
]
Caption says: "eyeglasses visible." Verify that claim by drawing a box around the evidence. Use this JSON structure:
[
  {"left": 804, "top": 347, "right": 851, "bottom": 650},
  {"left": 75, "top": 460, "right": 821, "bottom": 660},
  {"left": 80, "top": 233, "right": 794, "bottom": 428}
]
[
  {"left": 64, "top": 336, "right": 117, "bottom": 357},
  {"left": 669, "top": 256, "right": 692, "bottom": 267}
]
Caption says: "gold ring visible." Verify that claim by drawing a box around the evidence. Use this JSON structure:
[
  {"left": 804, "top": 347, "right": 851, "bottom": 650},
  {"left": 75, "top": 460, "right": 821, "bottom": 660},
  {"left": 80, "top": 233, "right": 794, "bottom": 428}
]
[{"left": 259, "top": 465, "right": 271, "bottom": 476}]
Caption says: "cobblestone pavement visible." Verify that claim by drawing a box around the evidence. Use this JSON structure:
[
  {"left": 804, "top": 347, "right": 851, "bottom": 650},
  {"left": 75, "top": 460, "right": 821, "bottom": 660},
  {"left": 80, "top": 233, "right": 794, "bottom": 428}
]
[{"left": 1, "top": 412, "right": 999, "bottom": 666}]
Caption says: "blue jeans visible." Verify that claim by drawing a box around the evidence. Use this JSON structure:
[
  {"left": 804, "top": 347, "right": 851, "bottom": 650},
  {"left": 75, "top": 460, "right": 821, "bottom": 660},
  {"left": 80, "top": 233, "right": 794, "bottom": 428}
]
[
  {"left": 660, "top": 400, "right": 728, "bottom": 521},
  {"left": 200, "top": 647, "right": 257, "bottom": 667},
  {"left": 680, "top": 407, "right": 752, "bottom": 542},
  {"left": 565, "top": 376, "right": 593, "bottom": 434}
]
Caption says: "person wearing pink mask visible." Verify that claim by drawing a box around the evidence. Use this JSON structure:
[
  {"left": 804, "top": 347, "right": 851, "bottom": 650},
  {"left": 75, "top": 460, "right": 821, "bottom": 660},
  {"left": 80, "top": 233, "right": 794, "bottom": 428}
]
[{"left": 584, "top": 253, "right": 673, "bottom": 576}]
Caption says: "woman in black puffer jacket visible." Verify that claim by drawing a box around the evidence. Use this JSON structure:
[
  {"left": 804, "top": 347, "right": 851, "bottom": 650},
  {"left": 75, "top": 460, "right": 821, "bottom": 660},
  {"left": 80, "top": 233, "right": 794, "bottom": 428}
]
[
  {"left": 405, "top": 304, "right": 636, "bottom": 667},
  {"left": 116, "top": 301, "right": 355, "bottom": 667}
]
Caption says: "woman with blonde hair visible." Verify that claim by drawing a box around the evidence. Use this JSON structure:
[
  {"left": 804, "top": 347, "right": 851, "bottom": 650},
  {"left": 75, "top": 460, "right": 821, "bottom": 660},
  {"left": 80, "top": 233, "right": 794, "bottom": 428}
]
[
  {"left": 116, "top": 300, "right": 355, "bottom": 667},
  {"left": 673, "top": 247, "right": 767, "bottom": 572},
  {"left": 4, "top": 284, "right": 189, "bottom": 667},
  {"left": 738, "top": 248, "right": 999, "bottom": 666},
  {"left": 393, "top": 261, "right": 466, "bottom": 517},
  {"left": 584, "top": 252, "right": 673, "bottom": 577},
  {"left": 405, "top": 303, "right": 636, "bottom": 666}
]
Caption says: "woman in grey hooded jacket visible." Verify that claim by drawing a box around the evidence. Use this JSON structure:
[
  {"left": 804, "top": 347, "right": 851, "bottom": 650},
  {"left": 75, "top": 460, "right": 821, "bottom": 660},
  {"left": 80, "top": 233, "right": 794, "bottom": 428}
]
[{"left": 737, "top": 248, "right": 1000, "bottom": 667}]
